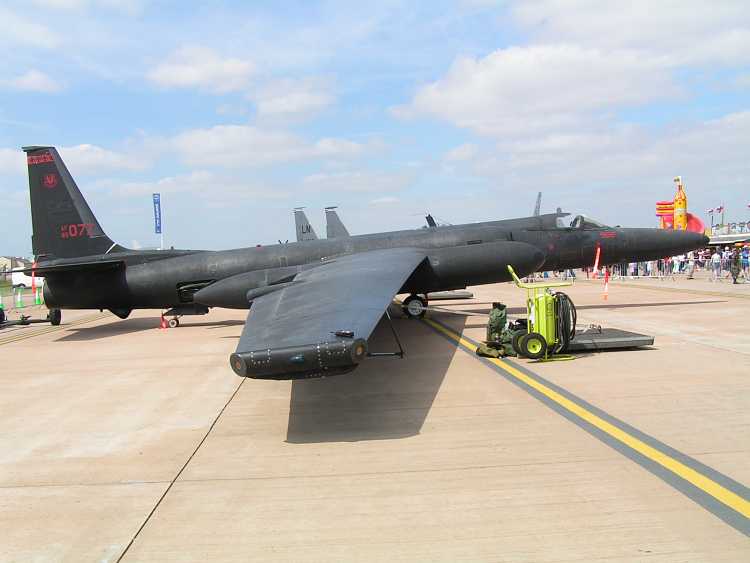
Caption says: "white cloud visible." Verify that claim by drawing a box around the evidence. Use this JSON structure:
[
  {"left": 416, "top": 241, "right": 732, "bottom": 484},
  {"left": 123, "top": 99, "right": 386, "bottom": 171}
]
[
  {"left": 147, "top": 46, "right": 256, "bottom": 93},
  {"left": 0, "top": 8, "right": 61, "bottom": 49},
  {"left": 512, "top": 0, "right": 750, "bottom": 66},
  {"left": 396, "top": 44, "right": 677, "bottom": 136},
  {"left": 31, "top": 0, "right": 146, "bottom": 14},
  {"left": 303, "top": 171, "right": 411, "bottom": 193},
  {"left": 5, "top": 70, "right": 63, "bottom": 93},
  {"left": 58, "top": 144, "right": 148, "bottom": 174},
  {"left": 449, "top": 111, "right": 750, "bottom": 206},
  {"left": 32, "top": 0, "right": 89, "bottom": 8},
  {"left": 1, "top": 144, "right": 143, "bottom": 180},
  {"left": 171, "top": 125, "right": 365, "bottom": 167},
  {"left": 101, "top": 170, "right": 289, "bottom": 201},
  {"left": 369, "top": 196, "right": 400, "bottom": 205},
  {"left": 735, "top": 73, "right": 750, "bottom": 89},
  {"left": 253, "top": 77, "right": 334, "bottom": 121},
  {"left": 445, "top": 143, "right": 478, "bottom": 162},
  {"left": 0, "top": 149, "right": 27, "bottom": 176}
]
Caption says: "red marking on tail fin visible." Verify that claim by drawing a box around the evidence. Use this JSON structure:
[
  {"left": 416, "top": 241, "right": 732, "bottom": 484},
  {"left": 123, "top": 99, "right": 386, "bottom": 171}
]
[
  {"left": 27, "top": 153, "right": 54, "bottom": 165},
  {"left": 42, "top": 173, "right": 58, "bottom": 189}
]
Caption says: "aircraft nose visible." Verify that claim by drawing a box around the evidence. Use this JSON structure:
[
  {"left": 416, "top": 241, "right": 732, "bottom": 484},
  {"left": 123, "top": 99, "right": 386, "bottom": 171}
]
[
  {"left": 621, "top": 228, "right": 708, "bottom": 262},
  {"left": 670, "top": 230, "right": 709, "bottom": 253}
]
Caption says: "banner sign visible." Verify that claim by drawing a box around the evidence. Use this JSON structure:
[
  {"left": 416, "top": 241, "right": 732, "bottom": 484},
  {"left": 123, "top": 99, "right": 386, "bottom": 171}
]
[{"left": 153, "top": 193, "right": 162, "bottom": 234}]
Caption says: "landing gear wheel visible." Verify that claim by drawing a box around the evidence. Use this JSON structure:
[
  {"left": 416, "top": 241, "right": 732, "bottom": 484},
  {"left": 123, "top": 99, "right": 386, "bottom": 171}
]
[
  {"left": 168, "top": 318, "right": 180, "bottom": 328},
  {"left": 48, "top": 308, "right": 62, "bottom": 326},
  {"left": 518, "top": 332, "right": 547, "bottom": 360},
  {"left": 402, "top": 294, "right": 428, "bottom": 319}
]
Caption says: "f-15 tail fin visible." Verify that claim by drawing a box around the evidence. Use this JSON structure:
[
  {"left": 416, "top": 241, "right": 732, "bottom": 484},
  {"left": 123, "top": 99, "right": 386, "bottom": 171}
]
[
  {"left": 325, "top": 206, "right": 350, "bottom": 238},
  {"left": 293, "top": 207, "right": 318, "bottom": 242},
  {"left": 23, "top": 146, "right": 124, "bottom": 259}
]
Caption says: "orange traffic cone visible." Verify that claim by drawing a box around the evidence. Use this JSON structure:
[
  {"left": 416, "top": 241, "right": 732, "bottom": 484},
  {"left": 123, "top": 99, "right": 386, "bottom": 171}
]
[
  {"left": 160, "top": 315, "right": 168, "bottom": 329},
  {"left": 603, "top": 268, "right": 610, "bottom": 300}
]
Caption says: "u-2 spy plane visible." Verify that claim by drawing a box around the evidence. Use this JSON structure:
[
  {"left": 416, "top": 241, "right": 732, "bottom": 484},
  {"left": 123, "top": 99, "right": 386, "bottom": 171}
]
[{"left": 22, "top": 146, "right": 706, "bottom": 380}]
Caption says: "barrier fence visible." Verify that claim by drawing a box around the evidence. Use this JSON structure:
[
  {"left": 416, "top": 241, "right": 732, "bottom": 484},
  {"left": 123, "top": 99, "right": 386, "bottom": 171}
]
[
  {"left": 602, "top": 257, "right": 749, "bottom": 282},
  {"left": 530, "top": 254, "right": 749, "bottom": 284}
]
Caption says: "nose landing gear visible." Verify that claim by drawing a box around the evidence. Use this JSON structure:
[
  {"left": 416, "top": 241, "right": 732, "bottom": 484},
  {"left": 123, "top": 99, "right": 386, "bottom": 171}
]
[{"left": 402, "top": 294, "right": 428, "bottom": 319}]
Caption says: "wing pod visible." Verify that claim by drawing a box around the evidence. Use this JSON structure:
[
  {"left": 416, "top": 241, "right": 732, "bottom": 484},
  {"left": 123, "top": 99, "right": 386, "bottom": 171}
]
[
  {"left": 230, "top": 338, "right": 368, "bottom": 380},
  {"left": 193, "top": 267, "right": 301, "bottom": 308}
]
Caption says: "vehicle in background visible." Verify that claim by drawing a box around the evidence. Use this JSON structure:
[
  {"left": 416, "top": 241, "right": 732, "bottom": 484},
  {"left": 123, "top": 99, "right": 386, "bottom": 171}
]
[{"left": 11, "top": 268, "right": 44, "bottom": 289}]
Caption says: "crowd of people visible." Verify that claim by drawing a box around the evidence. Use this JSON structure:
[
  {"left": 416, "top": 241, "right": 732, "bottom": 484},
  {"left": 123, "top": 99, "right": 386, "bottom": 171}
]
[{"left": 608, "top": 246, "right": 749, "bottom": 284}]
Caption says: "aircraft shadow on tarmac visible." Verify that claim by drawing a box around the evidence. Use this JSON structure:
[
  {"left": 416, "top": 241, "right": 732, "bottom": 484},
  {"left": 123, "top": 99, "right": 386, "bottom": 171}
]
[
  {"left": 286, "top": 306, "right": 464, "bottom": 444},
  {"left": 55, "top": 316, "right": 245, "bottom": 341}
]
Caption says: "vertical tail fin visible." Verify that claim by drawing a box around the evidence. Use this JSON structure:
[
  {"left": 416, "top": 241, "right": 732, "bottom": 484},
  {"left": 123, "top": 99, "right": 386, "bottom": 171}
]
[
  {"left": 325, "top": 206, "right": 350, "bottom": 238},
  {"left": 23, "top": 146, "right": 123, "bottom": 259},
  {"left": 293, "top": 207, "right": 318, "bottom": 242},
  {"left": 533, "top": 192, "right": 542, "bottom": 216}
]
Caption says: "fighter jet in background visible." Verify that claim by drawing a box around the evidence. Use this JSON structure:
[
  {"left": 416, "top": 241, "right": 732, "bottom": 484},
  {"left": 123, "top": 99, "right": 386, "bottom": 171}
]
[
  {"left": 325, "top": 206, "right": 350, "bottom": 238},
  {"left": 293, "top": 206, "right": 351, "bottom": 241},
  {"left": 21, "top": 146, "right": 707, "bottom": 380},
  {"left": 533, "top": 192, "right": 542, "bottom": 216},
  {"left": 293, "top": 208, "right": 318, "bottom": 242}
]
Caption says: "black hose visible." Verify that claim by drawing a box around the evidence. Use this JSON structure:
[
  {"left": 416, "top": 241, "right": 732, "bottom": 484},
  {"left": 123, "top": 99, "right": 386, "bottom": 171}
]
[{"left": 553, "top": 291, "right": 576, "bottom": 353}]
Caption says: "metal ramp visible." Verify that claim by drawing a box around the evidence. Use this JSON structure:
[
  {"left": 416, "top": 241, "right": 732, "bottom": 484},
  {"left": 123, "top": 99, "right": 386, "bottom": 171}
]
[{"left": 568, "top": 328, "right": 654, "bottom": 352}]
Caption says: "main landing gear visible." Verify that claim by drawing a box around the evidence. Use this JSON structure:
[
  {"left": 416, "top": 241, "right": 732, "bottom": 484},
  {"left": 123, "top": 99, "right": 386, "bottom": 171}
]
[
  {"left": 47, "top": 308, "right": 62, "bottom": 326},
  {"left": 160, "top": 314, "right": 181, "bottom": 329},
  {"left": 402, "top": 294, "right": 428, "bottom": 319},
  {"left": 160, "top": 305, "right": 209, "bottom": 329}
]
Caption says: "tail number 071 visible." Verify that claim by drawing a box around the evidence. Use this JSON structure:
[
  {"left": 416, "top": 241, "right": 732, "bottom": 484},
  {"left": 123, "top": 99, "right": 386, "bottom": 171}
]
[{"left": 60, "top": 223, "right": 94, "bottom": 239}]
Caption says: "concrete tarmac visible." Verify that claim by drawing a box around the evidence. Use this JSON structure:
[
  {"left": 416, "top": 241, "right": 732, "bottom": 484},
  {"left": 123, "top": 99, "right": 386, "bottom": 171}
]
[{"left": 0, "top": 280, "right": 748, "bottom": 561}]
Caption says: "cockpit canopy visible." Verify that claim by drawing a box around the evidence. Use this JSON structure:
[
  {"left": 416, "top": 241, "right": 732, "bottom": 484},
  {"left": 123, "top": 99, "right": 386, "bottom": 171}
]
[{"left": 570, "top": 215, "right": 609, "bottom": 230}]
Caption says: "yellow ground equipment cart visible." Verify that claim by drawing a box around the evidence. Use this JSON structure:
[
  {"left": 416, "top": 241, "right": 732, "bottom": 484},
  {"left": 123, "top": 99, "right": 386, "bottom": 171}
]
[{"left": 506, "top": 265, "right": 577, "bottom": 360}]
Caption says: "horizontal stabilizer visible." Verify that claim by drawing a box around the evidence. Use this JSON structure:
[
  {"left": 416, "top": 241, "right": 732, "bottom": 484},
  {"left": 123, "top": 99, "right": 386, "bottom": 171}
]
[{"left": 17, "top": 259, "right": 124, "bottom": 276}]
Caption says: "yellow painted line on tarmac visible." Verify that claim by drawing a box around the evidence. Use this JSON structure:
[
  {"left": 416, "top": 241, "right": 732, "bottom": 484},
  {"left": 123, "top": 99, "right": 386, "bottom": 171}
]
[
  {"left": 0, "top": 313, "right": 111, "bottom": 346},
  {"left": 421, "top": 315, "right": 750, "bottom": 521}
]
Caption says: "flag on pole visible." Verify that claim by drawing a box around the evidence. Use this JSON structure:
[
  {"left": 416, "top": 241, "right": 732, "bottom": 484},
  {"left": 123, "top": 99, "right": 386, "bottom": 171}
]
[
  {"left": 707, "top": 208, "right": 714, "bottom": 214},
  {"left": 716, "top": 205, "right": 724, "bottom": 213}
]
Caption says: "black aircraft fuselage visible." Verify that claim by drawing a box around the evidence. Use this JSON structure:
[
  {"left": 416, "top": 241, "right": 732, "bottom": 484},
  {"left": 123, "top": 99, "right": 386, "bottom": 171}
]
[{"left": 41, "top": 216, "right": 705, "bottom": 315}]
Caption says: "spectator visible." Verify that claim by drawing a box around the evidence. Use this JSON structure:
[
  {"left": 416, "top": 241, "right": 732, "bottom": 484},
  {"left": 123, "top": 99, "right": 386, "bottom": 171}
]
[
  {"left": 711, "top": 249, "right": 722, "bottom": 281},
  {"left": 686, "top": 251, "right": 695, "bottom": 279},
  {"left": 742, "top": 246, "right": 749, "bottom": 278},
  {"left": 729, "top": 249, "right": 741, "bottom": 284},
  {"left": 674, "top": 254, "right": 684, "bottom": 274}
]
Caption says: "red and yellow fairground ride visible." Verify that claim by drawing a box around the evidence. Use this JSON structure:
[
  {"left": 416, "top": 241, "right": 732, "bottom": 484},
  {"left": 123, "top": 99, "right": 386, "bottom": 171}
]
[{"left": 655, "top": 177, "right": 705, "bottom": 234}]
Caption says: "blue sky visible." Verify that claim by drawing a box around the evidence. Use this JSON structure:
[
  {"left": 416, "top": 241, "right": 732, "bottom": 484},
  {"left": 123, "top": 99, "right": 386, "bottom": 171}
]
[{"left": 1, "top": 0, "right": 749, "bottom": 255}]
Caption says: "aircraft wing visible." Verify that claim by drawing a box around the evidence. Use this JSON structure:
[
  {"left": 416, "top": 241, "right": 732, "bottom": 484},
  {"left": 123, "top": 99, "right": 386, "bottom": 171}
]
[{"left": 230, "top": 247, "right": 427, "bottom": 380}]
